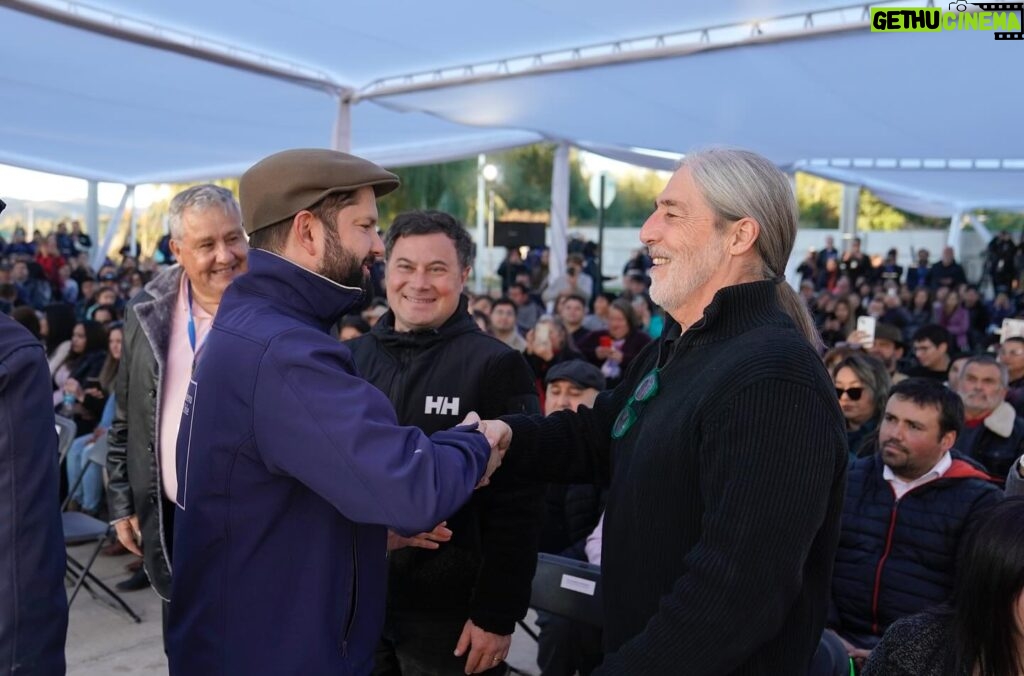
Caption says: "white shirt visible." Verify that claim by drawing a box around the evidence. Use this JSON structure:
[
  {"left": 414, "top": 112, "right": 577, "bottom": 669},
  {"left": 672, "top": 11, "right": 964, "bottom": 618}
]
[
  {"left": 883, "top": 451, "right": 952, "bottom": 500},
  {"left": 584, "top": 513, "right": 603, "bottom": 566}
]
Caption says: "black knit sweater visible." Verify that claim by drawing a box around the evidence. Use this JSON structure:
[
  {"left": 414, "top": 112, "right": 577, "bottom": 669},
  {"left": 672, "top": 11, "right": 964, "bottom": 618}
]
[{"left": 502, "top": 280, "right": 848, "bottom": 675}]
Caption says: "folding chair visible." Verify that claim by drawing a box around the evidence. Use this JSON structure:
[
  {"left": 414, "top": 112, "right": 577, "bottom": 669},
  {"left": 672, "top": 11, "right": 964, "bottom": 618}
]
[
  {"left": 63, "top": 435, "right": 140, "bottom": 622},
  {"left": 54, "top": 414, "right": 76, "bottom": 467}
]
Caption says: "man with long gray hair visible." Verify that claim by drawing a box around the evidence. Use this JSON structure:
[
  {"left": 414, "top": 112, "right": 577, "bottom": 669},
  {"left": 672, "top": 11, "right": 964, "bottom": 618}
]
[
  {"left": 483, "top": 148, "right": 848, "bottom": 674},
  {"left": 106, "top": 184, "right": 248, "bottom": 644}
]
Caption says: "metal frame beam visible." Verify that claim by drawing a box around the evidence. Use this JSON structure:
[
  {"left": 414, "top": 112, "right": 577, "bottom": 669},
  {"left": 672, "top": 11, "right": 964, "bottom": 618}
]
[
  {"left": 0, "top": 0, "right": 350, "bottom": 96},
  {"left": 353, "top": 0, "right": 930, "bottom": 102},
  {"left": 795, "top": 158, "right": 1024, "bottom": 170}
]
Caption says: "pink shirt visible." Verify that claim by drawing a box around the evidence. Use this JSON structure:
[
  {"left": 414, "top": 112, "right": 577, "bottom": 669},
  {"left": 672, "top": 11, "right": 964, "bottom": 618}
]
[{"left": 159, "top": 273, "right": 212, "bottom": 502}]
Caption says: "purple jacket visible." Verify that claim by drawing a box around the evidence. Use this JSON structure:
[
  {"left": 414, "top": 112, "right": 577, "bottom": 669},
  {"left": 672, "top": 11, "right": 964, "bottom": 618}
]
[
  {"left": 167, "top": 250, "right": 491, "bottom": 675},
  {"left": 0, "top": 315, "right": 67, "bottom": 675}
]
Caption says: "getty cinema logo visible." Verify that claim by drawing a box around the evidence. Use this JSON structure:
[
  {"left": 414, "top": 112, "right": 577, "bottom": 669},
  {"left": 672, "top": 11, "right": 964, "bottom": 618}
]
[{"left": 871, "top": 3, "right": 1022, "bottom": 39}]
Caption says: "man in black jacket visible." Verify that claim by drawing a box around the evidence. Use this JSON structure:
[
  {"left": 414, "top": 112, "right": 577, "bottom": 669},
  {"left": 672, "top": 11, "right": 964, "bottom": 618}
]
[
  {"left": 484, "top": 149, "right": 848, "bottom": 674},
  {"left": 347, "top": 210, "right": 542, "bottom": 676}
]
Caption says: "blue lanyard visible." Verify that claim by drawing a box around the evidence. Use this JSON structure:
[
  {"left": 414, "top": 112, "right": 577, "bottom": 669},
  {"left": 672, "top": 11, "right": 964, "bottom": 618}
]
[{"left": 186, "top": 281, "right": 197, "bottom": 353}]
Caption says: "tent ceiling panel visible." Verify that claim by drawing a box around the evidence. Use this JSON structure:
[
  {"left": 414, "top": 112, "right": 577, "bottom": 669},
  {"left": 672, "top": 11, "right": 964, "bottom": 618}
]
[
  {"left": 84, "top": 0, "right": 864, "bottom": 83},
  {"left": 0, "top": 7, "right": 538, "bottom": 183},
  {"left": 373, "top": 29, "right": 1020, "bottom": 164},
  {"left": 2, "top": 0, "right": 1021, "bottom": 215}
]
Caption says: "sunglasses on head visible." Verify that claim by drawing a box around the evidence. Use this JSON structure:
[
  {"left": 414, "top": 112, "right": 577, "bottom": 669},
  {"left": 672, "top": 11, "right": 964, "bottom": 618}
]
[{"left": 835, "top": 387, "right": 864, "bottom": 401}]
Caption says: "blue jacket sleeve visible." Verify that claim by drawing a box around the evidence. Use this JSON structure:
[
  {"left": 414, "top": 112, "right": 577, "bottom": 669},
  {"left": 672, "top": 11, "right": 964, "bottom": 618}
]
[{"left": 252, "top": 334, "right": 491, "bottom": 535}]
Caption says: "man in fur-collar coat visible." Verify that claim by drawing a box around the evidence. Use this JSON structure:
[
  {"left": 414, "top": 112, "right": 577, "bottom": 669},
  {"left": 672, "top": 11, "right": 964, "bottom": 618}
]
[
  {"left": 106, "top": 185, "right": 248, "bottom": 645},
  {"left": 955, "top": 356, "right": 1024, "bottom": 481}
]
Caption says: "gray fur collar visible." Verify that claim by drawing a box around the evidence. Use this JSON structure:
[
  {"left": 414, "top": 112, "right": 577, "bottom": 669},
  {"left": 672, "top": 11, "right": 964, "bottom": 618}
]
[{"left": 133, "top": 265, "right": 183, "bottom": 372}]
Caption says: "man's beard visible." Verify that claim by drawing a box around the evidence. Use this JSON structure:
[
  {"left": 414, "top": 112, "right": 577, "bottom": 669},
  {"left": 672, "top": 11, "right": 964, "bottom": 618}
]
[{"left": 318, "top": 224, "right": 372, "bottom": 295}]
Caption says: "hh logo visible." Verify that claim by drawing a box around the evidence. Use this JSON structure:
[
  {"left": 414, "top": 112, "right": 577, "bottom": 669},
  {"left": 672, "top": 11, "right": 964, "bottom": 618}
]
[{"left": 425, "top": 396, "right": 460, "bottom": 416}]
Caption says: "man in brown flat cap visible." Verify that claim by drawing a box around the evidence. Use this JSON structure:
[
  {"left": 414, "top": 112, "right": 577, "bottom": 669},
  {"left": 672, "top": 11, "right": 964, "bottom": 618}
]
[{"left": 166, "top": 149, "right": 508, "bottom": 676}]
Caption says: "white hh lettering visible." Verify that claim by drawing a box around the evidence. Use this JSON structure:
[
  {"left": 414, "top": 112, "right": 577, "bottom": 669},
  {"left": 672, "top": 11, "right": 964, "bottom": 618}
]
[{"left": 424, "top": 396, "right": 461, "bottom": 416}]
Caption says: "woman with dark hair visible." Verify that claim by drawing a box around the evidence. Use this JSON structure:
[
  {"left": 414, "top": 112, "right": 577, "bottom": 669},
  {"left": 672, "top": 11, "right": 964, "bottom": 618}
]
[
  {"left": 863, "top": 496, "right": 1024, "bottom": 675},
  {"left": 65, "top": 322, "right": 122, "bottom": 515},
  {"left": 934, "top": 289, "right": 970, "bottom": 352},
  {"left": 832, "top": 353, "right": 891, "bottom": 461},
  {"left": 578, "top": 298, "right": 652, "bottom": 388},
  {"left": 906, "top": 287, "right": 933, "bottom": 340},
  {"left": 52, "top": 320, "right": 108, "bottom": 434},
  {"left": 43, "top": 302, "right": 76, "bottom": 375}
]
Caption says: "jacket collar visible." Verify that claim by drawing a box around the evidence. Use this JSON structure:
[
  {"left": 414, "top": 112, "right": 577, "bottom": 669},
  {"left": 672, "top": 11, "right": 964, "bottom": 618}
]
[
  {"left": 234, "top": 249, "right": 365, "bottom": 329},
  {"left": 133, "top": 265, "right": 184, "bottom": 371},
  {"left": 983, "top": 401, "right": 1017, "bottom": 439},
  {"left": 372, "top": 295, "right": 476, "bottom": 348}
]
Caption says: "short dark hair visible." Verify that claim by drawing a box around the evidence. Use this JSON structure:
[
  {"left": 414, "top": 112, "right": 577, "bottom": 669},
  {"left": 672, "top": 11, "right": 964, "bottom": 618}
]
[
  {"left": 491, "top": 297, "right": 516, "bottom": 313},
  {"left": 912, "top": 324, "right": 953, "bottom": 350},
  {"left": 888, "top": 378, "right": 964, "bottom": 440},
  {"left": 509, "top": 282, "right": 530, "bottom": 296},
  {"left": 248, "top": 190, "right": 356, "bottom": 253},
  {"left": 384, "top": 210, "right": 474, "bottom": 270},
  {"left": 560, "top": 293, "right": 587, "bottom": 308}
]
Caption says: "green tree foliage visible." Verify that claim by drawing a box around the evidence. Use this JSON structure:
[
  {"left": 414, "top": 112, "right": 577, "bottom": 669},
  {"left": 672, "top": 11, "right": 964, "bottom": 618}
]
[
  {"left": 976, "top": 209, "right": 1024, "bottom": 233},
  {"left": 378, "top": 159, "right": 477, "bottom": 226},
  {"left": 795, "top": 172, "right": 840, "bottom": 229},
  {"left": 795, "top": 172, "right": 947, "bottom": 231}
]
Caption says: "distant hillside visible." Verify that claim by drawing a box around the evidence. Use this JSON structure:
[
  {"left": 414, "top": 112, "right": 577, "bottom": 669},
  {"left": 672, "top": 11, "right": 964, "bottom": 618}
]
[{"left": 0, "top": 197, "right": 117, "bottom": 234}]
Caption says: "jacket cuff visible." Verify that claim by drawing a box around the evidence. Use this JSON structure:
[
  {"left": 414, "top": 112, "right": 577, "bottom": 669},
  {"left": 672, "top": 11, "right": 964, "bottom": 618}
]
[{"left": 469, "top": 610, "right": 517, "bottom": 637}]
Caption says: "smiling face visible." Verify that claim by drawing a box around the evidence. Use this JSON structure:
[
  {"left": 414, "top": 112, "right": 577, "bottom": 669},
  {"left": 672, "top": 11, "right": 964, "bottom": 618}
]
[
  {"left": 169, "top": 205, "right": 248, "bottom": 302},
  {"left": 386, "top": 232, "right": 469, "bottom": 332},
  {"left": 639, "top": 167, "right": 729, "bottom": 320}
]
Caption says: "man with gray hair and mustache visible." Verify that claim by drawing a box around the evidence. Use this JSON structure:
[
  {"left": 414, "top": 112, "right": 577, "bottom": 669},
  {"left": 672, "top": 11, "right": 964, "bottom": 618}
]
[
  {"left": 483, "top": 148, "right": 848, "bottom": 674},
  {"left": 954, "top": 355, "right": 1024, "bottom": 480}
]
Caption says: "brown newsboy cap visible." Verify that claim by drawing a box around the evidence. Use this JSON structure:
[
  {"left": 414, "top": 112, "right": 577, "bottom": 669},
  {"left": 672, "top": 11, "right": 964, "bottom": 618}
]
[{"left": 239, "top": 148, "right": 400, "bottom": 235}]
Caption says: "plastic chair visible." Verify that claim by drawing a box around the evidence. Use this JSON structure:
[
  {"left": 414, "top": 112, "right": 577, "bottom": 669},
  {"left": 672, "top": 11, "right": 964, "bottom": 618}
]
[{"left": 63, "top": 435, "right": 140, "bottom": 623}]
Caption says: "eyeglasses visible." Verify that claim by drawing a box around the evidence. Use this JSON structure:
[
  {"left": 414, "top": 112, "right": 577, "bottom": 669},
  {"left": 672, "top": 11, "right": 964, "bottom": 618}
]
[
  {"left": 612, "top": 368, "right": 660, "bottom": 439},
  {"left": 999, "top": 348, "right": 1024, "bottom": 358},
  {"left": 835, "top": 387, "right": 865, "bottom": 401}
]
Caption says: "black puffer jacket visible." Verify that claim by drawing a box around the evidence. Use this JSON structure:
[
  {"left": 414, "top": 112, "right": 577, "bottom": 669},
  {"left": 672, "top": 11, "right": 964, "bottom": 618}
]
[
  {"left": 347, "top": 300, "right": 543, "bottom": 634},
  {"left": 106, "top": 266, "right": 182, "bottom": 599}
]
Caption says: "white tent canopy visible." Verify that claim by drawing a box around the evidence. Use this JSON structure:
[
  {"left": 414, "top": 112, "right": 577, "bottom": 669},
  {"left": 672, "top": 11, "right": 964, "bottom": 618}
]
[{"left": 1, "top": 0, "right": 1021, "bottom": 214}]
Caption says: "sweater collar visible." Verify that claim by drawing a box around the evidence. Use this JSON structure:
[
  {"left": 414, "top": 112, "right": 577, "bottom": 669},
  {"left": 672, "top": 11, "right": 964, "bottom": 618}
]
[
  {"left": 663, "top": 280, "right": 786, "bottom": 349},
  {"left": 234, "top": 249, "right": 365, "bottom": 329}
]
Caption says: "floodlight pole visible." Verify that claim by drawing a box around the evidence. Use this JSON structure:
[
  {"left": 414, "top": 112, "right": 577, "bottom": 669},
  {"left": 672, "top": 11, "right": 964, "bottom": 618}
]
[{"left": 475, "top": 154, "right": 487, "bottom": 293}]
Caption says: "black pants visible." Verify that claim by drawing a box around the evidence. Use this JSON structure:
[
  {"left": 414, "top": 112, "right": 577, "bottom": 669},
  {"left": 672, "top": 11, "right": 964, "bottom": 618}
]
[
  {"left": 374, "top": 616, "right": 508, "bottom": 676},
  {"left": 535, "top": 611, "right": 603, "bottom": 676}
]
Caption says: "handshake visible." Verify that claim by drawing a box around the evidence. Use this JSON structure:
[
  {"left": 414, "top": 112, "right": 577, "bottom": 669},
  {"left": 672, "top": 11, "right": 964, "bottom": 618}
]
[{"left": 459, "top": 411, "right": 511, "bottom": 489}]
